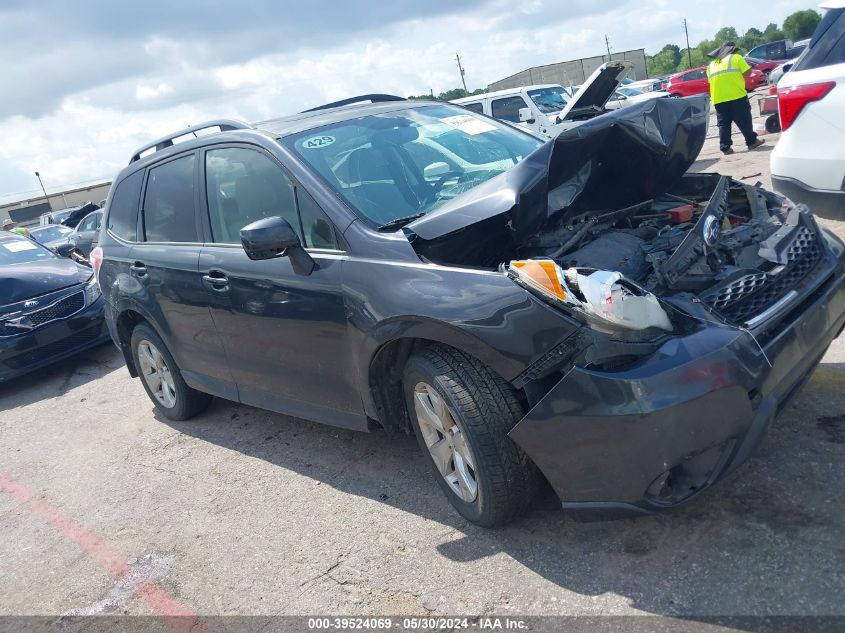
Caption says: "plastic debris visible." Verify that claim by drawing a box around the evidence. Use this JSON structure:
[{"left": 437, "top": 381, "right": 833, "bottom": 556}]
[{"left": 564, "top": 268, "right": 673, "bottom": 331}]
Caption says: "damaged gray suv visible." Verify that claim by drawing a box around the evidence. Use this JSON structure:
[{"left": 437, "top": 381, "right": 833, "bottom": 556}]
[{"left": 95, "top": 94, "right": 845, "bottom": 526}]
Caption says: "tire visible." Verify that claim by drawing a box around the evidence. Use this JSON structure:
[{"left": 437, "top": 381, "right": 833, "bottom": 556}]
[
  {"left": 403, "top": 345, "right": 539, "bottom": 527},
  {"left": 765, "top": 113, "right": 781, "bottom": 134},
  {"left": 130, "top": 324, "right": 212, "bottom": 421}
]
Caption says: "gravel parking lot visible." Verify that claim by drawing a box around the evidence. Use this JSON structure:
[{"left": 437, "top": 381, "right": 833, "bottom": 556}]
[{"left": 2, "top": 107, "right": 844, "bottom": 623}]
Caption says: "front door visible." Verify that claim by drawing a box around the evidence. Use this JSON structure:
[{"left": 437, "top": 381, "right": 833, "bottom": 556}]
[{"left": 198, "top": 144, "right": 364, "bottom": 429}]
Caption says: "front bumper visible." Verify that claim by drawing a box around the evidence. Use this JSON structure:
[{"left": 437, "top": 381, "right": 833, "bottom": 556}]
[
  {"left": 0, "top": 297, "right": 110, "bottom": 382},
  {"left": 509, "top": 246, "right": 845, "bottom": 520}
]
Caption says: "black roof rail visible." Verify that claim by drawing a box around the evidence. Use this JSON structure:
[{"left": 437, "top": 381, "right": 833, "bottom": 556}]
[
  {"left": 129, "top": 119, "right": 251, "bottom": 163},
  {"left": 301, "top": 94, "right": 406, "bottom": 113}
]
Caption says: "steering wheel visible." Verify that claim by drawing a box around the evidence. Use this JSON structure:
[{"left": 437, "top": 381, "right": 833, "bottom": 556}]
[{"left": 423, "top": 170, "right": 464, "bottom": 204}]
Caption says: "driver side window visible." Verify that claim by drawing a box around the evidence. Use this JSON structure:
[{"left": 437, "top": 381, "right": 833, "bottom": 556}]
[
  {"left": 205, "top": 147, "right": 299, "bottom": 244},
  {"left": 205, "top": 146, "right": 337, "bottom": 249}
]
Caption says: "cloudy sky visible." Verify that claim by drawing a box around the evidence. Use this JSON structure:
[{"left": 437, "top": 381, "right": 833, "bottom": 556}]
[{"left": 0, "top": 0, "right": 815, "bottom": 203}]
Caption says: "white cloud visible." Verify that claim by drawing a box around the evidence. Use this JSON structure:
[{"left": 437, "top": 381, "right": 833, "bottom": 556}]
[{"left": 0, "top": 0, "right": 823, "bottom": 202}]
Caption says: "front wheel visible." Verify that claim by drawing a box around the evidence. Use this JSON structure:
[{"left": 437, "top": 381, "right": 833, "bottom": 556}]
[
  {"left": 403, "top": 345, "right": 539, "bottom": 526},
  {"left": 130, "top": 324, "right": 212, "bottom": 421}
]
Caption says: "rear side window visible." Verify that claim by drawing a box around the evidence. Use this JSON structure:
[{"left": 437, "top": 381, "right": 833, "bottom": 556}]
[
  {"left": 106, "top": 170, "right": 143, "bottom": 242},
  {"left": 143, "top": 154, "right": 198, "bottom": 243},
  {"left": 491, "top": 96, "right": 528, "bottom": 122},
  {"left": 795, "top": 9, "right": 845, "bottom": 70},
  {"left": 462, "top": 102, "right": 484, "bottom": 114}
]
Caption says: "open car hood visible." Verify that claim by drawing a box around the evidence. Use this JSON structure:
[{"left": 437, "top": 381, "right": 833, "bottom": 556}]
[
  {"left": 406, "top": 94, "right": 710, "bottom": 242},
  {"left": 558, "top": 60, "right": 633, "bottom": 121}
]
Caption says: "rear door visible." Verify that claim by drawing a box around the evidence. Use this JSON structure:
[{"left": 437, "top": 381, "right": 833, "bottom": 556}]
[
  {"left": 685, "top": 68, "right": 709, "bottom": 95},
  {"left": 197, "top": 144, "right": 364, "bottom": 429},
  {"left": 132, "top": 151, "right": 236, "bottom": 399}
]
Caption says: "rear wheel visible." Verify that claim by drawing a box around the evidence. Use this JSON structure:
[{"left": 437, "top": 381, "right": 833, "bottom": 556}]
[
  {"left": 130, "top": 324, "right": 211, "bottom": 421},
  {"left": 403, "top": 345, "right": 539, "bottom": 526}
]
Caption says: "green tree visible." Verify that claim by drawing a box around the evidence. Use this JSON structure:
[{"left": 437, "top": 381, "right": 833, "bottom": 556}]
[
  {"left": 647, "top": 49, "right": 682, "bottom": 76},
  {"left": 763, "top": 23, "right": 785, "bottom": 42},
  {"left": 740, "top": 27, "right": 764, "bottom": 51},
  {"left": 713, "top": 27, "right": 739, "bottom": 43},
  {"left": 783, "top": 9, "right": 821, "bottom": 40}
]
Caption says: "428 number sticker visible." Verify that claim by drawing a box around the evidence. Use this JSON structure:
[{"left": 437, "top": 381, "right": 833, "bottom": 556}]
[{"left": 302, "top": 135, "right": 336, "bottom": 149}]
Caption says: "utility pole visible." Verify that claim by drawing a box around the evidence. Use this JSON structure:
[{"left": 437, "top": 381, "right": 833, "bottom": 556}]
[
  {"left": 683, "top": 18, "right": 693, "bottom": 68},
  {"left": 34, "top": 171, "right": 52, "bottom": 211},
  {"left": 605, "top": 34, "right": 612, "bottom": 61},
  {"left": 455, "top": 53, "right": 468, "bottom": 97}
]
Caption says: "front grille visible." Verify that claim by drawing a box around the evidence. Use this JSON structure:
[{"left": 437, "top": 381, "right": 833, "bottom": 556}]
[
  {"left": 3, "top": 326, "right": 101, "bottom": 370},
  {"left": 700, "top": 226, "right": 823, "bottom": 325},
  {"left": 0, "top": 291, "right": 85, "bottom": 337}
]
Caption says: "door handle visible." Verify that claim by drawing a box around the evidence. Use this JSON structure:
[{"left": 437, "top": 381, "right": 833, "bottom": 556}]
[
  {"left": 130, "top": 262, "right": 147, "bottom": 277},
  {"left": 202, "top": 270, "right": 229, "bottom": 292}
]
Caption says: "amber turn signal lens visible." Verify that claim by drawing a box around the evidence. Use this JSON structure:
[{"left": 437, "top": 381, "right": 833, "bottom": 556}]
[{"left": 509, "top": 260, "right": 566, "bottom": 301}]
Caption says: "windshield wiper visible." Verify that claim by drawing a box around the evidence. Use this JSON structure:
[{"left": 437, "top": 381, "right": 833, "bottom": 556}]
[{"left": 377, "top": 213, "right": 426, "bottom": 232}]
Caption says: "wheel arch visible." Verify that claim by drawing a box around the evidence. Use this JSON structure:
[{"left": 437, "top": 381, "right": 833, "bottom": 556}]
[
  {"left": 112, "top": 304, "right": 170, "bottom": 378},
  {"left": 364, "top": 321, "right": 526, "bottom": 434}
]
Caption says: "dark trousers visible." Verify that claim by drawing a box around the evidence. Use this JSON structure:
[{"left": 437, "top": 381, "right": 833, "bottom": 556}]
[{"left": 714, "top": 96, "right": 758, "bottom": 152}]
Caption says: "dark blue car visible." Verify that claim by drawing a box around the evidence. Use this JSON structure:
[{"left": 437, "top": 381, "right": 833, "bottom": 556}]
[{"left": 0, "top": 232, "right": 109, "bottom": 381}]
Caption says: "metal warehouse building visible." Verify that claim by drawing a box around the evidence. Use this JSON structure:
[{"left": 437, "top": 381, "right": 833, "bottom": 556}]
[
  {"left": 488, "top": 48, "right": 648, "bottom": 91},
  {"left": 0, "top": 181, "right": 112, "bottom": 227}
]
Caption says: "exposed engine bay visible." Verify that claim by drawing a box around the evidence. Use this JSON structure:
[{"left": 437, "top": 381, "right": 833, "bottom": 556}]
[{"left": 406, "top": 97, "right": 827, "bottom": 331}]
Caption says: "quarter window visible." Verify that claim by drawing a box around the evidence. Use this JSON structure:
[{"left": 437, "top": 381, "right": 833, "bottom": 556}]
[
  {"left": 295, "top": 187, "right": 337, "bottom": 249},
  {"left": 143, "top": 155, "right": 198, "bottom": 243},
  {"left": 462, "top": 102, "right": 484, "bottom": 114},
  {"left": 107, "top": 170, "right": 143, "bottom": 242},
  {"left": 491, "top": 96, "right": 529, "bottom": 122}
]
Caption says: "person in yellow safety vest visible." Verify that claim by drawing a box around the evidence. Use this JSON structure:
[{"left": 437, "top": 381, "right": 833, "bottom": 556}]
[
  {"left": 706, "top": 41, "right": 766, "bottom": 155},
  {"left": 2, "top": 219, "right": 30, "bottom": 237}
]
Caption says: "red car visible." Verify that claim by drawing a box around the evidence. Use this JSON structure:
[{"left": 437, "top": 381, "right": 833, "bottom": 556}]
[
  {"left": 665, "top": 66, "right": 766, "bottom": 97},
  {"left": 745, "top": 56, "right": 788, "bottom": 76}
]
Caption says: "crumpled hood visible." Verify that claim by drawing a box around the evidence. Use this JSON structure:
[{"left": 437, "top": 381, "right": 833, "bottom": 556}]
[
  {"left": 1, "top": 258, "right": 89, "bottom": 308},
  {"left": 407, "top": 94, "right": 710, "bottom": 242}
]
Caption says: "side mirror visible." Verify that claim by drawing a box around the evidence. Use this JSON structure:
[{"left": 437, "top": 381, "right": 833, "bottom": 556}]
[
  {"left": 240, "top": 216, "right": 314, "bottom": 275},
  {"left": 518, "top": 107, "right": 536, "bottom": 124}
]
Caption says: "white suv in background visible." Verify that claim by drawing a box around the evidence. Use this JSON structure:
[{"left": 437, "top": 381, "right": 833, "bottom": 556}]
[
  {"left": 771, "top": 0, "right": 845, "bottom": 219},
  {"left": 451, "top": 61, "right": 632, "bottom": 138}
]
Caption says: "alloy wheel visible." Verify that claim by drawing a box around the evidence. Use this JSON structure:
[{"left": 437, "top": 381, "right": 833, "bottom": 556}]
[
  {"left": 413, "top": 381, "right": 478, "bottom": 503},
  {"left": 137, "top": 340, "right": 177, "bottom": 408}
]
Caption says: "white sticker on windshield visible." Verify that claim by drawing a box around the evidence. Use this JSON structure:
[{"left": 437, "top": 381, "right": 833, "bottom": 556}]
[
  {"left": 4, "top": 241, "right": 37, "bottom": 252},
  {"left": 441, "top": 115, "right": 496, "bottom": 136},
  {"left": 302, "top": 135, "right": 336, "bottom": 149}
]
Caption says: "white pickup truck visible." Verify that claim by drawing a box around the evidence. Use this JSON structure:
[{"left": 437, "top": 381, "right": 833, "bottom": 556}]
[{"left": 451, "top": 61, "right": 634, "bottom": 137}]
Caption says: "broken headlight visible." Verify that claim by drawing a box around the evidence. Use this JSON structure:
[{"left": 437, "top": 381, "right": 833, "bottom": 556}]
[{"left": 506, "top": 260, "right": 673, "bottom": 332}]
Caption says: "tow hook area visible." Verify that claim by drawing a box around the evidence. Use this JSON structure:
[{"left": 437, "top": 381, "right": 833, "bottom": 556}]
[{"left": 644, "top": 439, "right": 737, "bottom": 506}]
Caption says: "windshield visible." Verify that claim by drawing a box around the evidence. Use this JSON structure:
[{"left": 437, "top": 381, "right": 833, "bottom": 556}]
[
  {"left": 617, "top": 87, "right": 644, "bottom": 97},
  {"left": 526, "top": 87, "right": 570, "bottom": 114},
  {"left": 0, "top": 237, "right": 56, "bottom": 265},
  {"left": 285, "top": 104, "right": 544, "bottom": 227},
  {"left": 31, "top": 225, "right": 72, "bottom": 242}
]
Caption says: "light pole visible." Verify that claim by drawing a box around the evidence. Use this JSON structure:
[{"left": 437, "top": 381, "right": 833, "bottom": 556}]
[{"left": 34, "top": 171, "right": 52, "bottom": 211}]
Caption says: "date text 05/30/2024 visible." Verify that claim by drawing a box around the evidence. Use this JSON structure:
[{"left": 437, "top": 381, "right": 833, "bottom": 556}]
[{"left": 306, "top": 617, "right": 528, "bottom": 630}]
